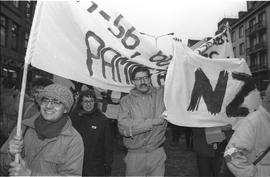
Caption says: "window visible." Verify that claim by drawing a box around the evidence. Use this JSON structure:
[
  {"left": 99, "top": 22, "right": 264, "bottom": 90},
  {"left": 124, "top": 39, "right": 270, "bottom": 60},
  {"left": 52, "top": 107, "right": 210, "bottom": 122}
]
[
  {"left": 0, "top": 15, "right": 7, "bottom": 47},
  {"left": 26, "top": 1, "right": 32, "bottom": 19},
  {"left": 25, "top": 32, "right": 29, "bottom": 49},
  {"left": 239, "top": 43, "right": 244, "bottom": 55},
  {"left": 11, "top": 0, "right": 19, "bottom": 8},
  {"left": 259, "top": 33, "right": 266, "bottom": 43},
  {"left": 250, "top": 55, "right": 256, "bottom": 69},
  {"left": 233, "top": 47, "right": 236, "bottom": 57},
  {"left": 252, "top": 1, "right": 257, "bottom": 9},
  {"left": 11, "top": 22, "right": 19, "bottom": 50},
  {"left": 239, "top": 25, "right": 244, "bottom": 38},
  {"left": 231, "top": 31, "right": 236, "bottom": 42},
  {"left": 250, "top": 54, "right": 259, "bottom": 70},
  {"left": 260, "top": 52, "right": 267, "bottom": 67},
  {"left": 249, "top": 18, "right": 256, "bottom": 28},
  {"left": 258, "top": 12, "right": 266, "bottom": 25},
  {"left": 250, "top": 37, "right": 257, "bottom": 48}
]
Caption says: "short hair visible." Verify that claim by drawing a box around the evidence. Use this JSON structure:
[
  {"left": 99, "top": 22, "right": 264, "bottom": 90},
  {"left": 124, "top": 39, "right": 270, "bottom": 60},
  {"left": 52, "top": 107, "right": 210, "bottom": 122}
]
[
  {"left": 76, "top": 89, "right": 98, "bottom": 112},
  {"left": 78, "top": 89, "right": 96, "bottom": 102},
  {"left": 130, "top": 67, "right": 151, "bottom": 81}
]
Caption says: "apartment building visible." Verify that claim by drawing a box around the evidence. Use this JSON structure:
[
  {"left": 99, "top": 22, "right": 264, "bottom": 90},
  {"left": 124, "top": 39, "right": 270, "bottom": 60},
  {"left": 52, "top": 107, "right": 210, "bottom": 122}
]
[
  {"left": 0, "top": 1, "right": 50, "bottom": 88},
  {"left": 218, "top": 1, "right": 270, "bottom": 92}
]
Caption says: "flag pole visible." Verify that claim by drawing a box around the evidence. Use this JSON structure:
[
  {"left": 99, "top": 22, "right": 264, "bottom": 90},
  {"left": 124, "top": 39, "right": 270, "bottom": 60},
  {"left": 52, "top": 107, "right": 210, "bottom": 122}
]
[
  {"left": 14, "top": 61, "right": 30, "bottom": 163},
  {"left": 13, "top": 0, "right": 42, "bottom": 163}
]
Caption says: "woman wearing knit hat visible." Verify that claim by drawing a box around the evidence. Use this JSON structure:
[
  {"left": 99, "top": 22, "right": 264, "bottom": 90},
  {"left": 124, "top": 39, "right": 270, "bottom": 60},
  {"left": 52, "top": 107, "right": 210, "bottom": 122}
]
[
  {"left": 72, "top": 89, "right": 113, "bottom": 176},
  {"left": 0, "top": 84, "right": 84, "bottom": 176}
]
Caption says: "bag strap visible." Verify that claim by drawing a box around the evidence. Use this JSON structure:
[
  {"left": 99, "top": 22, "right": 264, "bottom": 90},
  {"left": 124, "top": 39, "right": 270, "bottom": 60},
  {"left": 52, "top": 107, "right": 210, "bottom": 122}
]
[
  {"left": 253, "top": 146, "right": 270, "bottom": 165},
  {"left": 22, "top": 125, "right": 29, "bottom": 138}
]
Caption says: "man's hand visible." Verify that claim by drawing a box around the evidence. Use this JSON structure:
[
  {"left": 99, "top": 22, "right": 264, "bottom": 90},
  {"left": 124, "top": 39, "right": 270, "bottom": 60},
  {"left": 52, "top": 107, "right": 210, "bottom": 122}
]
[
  {"left": 8, "top": 135, "right": 23, "bottom": 158},
  {"left": 9, "top": 156, "right": 31, "bottom": 176},
  {"left": 220, "top": 124, "right": 232, "bottom": 131},
  {"left": 152, "top": 115, "right": 166, "bottom": 126}
]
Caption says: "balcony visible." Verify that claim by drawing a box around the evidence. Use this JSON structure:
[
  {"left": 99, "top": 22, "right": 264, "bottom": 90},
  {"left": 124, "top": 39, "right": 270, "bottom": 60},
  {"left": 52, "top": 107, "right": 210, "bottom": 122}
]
[
  {"left": 250, "top": 64, "right": 269, "bottom": 73},
  {"left": 245, "top": 22, "right": 266, "bottom": 36},
  {"left": 246, "top": 42, "right": 267, "bottom": 55}
]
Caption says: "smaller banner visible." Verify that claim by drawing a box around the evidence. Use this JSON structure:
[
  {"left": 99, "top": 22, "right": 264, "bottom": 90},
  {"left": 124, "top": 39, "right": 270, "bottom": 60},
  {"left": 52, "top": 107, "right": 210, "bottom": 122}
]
[
  {"left": 164, "top": 42, "right": 261, "bottom": 127},
  {"left": 194, "top": 26, "right": 234, "bottom": 59}
]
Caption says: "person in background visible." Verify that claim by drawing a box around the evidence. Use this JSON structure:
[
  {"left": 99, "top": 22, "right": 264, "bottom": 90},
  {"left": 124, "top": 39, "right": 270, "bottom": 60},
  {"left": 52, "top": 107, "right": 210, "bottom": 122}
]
[
  {"left": 0, "top": 79, "right": 20, "bottom": 138},
  {"left": 224, "top": 84, "right": 270, "bottom": 177},
  {"left": 23, "top": 77, "right": 54, "bottom": 119},
  {"left": 117, "top": 66, "right": 167, "bottom": 176},
  {"left": 192, "top": 125, "right": 233, "bottom": 177},
  {"left": 170, "top": 123, "right": 181, "bottom": 146},
  {"left": 0, "top": 77, "right": 53, "bottom": 137},
  {"left": 72, "top": 89, "right": 113, "bottom": 176},
  {"left": 0, "top": 84, "right": 84, "bottom": 176}
]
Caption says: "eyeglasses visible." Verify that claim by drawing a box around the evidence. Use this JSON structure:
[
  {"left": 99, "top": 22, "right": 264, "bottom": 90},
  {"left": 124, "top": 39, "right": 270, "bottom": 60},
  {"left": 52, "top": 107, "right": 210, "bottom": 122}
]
[
  {"left": 134, "top": 76, "right": 150, "bottom": 82},
  {"left": 82, "top": 100, "right": 94, "bottom": 104},
  {"left": 41, "top": 97, "right": 62, "bottom": 106}
]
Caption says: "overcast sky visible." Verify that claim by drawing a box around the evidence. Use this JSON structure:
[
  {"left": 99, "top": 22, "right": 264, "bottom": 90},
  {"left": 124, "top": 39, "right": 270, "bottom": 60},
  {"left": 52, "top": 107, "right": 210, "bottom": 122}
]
[{"left": 93, "top": 0, "right": 247, "bottom": 49}]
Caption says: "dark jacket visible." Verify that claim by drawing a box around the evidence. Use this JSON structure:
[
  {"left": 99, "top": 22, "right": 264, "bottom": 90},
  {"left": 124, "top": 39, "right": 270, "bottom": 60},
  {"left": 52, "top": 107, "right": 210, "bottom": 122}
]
[
  {"left": 72, "top": 109, "right": 113, "bottom": 176},
  {"left": 193, "top": 127, "right": 233, "bottom": 157}
]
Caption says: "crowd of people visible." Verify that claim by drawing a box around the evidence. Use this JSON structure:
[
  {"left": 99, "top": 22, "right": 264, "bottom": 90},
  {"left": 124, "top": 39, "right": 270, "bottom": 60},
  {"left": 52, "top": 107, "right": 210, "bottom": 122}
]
[{"left": 0, "top": 66, "right": 269, "bottom": 176}]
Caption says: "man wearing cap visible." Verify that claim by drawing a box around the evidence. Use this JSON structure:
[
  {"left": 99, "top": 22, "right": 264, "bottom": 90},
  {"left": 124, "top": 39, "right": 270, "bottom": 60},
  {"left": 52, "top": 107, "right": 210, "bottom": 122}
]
[
  {"left": 224, "top": 84, "right": 270, "bottom": 177},
  {"left": 0, "top": 84, "right": 84, "bottom": 176}
]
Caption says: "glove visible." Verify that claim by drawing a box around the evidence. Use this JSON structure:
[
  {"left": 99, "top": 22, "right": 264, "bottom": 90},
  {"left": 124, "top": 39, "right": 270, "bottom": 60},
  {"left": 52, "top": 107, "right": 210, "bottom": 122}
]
[{"left": 152, "top": 117, "right": 165, "bottom": 126}]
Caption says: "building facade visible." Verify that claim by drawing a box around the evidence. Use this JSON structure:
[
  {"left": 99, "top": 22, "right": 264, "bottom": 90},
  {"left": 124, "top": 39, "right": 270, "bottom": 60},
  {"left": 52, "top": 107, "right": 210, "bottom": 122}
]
[
  {"left": 0, "top": 1, "right": 50, "bottom": 89},
  {"left": 218, "top": 1, "right": 270, "bottom": 92}
]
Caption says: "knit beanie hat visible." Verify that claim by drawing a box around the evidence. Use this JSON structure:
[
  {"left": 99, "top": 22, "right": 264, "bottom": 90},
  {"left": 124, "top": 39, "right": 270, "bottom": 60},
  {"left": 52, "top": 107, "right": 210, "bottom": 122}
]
[{"left": 39, "top": 84, "right": 74, "bottom": 112}]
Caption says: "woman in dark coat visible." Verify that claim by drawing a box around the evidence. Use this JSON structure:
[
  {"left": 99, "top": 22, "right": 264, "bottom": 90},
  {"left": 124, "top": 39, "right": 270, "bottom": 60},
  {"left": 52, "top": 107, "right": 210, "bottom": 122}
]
[{"left": 71, "top": 89, "right": 113, "bottom": 176}]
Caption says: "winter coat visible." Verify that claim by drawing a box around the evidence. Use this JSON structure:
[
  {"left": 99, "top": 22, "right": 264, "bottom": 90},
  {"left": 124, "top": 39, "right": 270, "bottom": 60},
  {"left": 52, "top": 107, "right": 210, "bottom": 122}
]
[
  {"left": 72, "top": 109, "right": 113, "bottom": 176},
  {"left": 0, "top": 113, "right": 84, "bottom": 176},
  {"left": 225, "top": 105, "right": 270, "bottom": 177},
  {"left": 118, "top": 86, "right": 167, "bottom": 152}
]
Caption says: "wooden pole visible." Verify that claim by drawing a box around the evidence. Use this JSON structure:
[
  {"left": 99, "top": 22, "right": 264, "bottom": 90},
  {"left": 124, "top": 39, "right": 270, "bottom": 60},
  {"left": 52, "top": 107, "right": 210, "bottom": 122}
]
[{"left": 14, "top": 62, "right": 29, "bottom": 163}]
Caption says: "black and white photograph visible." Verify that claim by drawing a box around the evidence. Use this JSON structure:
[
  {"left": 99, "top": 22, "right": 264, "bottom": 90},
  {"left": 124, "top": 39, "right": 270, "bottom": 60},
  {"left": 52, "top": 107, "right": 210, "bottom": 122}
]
[{"left": 0, "top": 1, "right": 270, "bottom": 176}]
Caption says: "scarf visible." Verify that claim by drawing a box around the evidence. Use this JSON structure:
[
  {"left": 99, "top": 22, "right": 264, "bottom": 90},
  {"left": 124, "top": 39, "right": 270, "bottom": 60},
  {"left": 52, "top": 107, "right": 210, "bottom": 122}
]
[{"left": 34, "top": 115, "right": 68, "bottom": 140}]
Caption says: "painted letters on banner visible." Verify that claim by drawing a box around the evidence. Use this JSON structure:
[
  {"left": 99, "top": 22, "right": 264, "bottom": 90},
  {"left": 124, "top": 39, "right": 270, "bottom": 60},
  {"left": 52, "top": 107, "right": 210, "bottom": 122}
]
[
  {"left": 26, "top": 1, "right": 172, "bottom": 93},
  {"left": 164, "top": 42, "right": 261, "bottom": 127},
  {"left": 194, "top": 26, "right": 234, "bottom": 59}
]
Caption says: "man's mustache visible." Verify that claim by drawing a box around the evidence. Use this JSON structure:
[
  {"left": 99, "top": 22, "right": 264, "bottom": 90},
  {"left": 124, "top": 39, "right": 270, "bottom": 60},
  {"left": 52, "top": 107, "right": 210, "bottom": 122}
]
[{"left": 139, "top": 84, "right": 147, "bottom": 88}]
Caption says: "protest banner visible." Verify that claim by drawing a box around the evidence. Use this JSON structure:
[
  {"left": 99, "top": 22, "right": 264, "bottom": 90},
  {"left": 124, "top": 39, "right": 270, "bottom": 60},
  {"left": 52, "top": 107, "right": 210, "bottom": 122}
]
[
  {"left": 164, "top": 42, "right": 261, "bottom": 127},
  {"left": 194, "top": 24, "right": 234, "bottom": 59},
  {"left": 26, "top": 1, "right": 172, "bottom": 93},
  {"left": 25, "top": 1, "right": 261, "bottom": 128}
]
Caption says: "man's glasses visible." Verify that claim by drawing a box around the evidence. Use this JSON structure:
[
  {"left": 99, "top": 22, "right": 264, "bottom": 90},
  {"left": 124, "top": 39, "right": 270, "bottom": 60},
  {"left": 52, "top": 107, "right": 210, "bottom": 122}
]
[
  {"left": 134, "top": 76, "right": 150, "bottom": 82},
  {"left": 41, "top": 97, "right": 62, "bottom": 106}
]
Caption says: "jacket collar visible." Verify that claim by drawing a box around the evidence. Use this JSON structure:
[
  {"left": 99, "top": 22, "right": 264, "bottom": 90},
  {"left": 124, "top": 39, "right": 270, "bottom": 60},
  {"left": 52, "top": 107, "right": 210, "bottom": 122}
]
[{"left": 23, "top": 114, "right": 74, "bottom": 136}]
